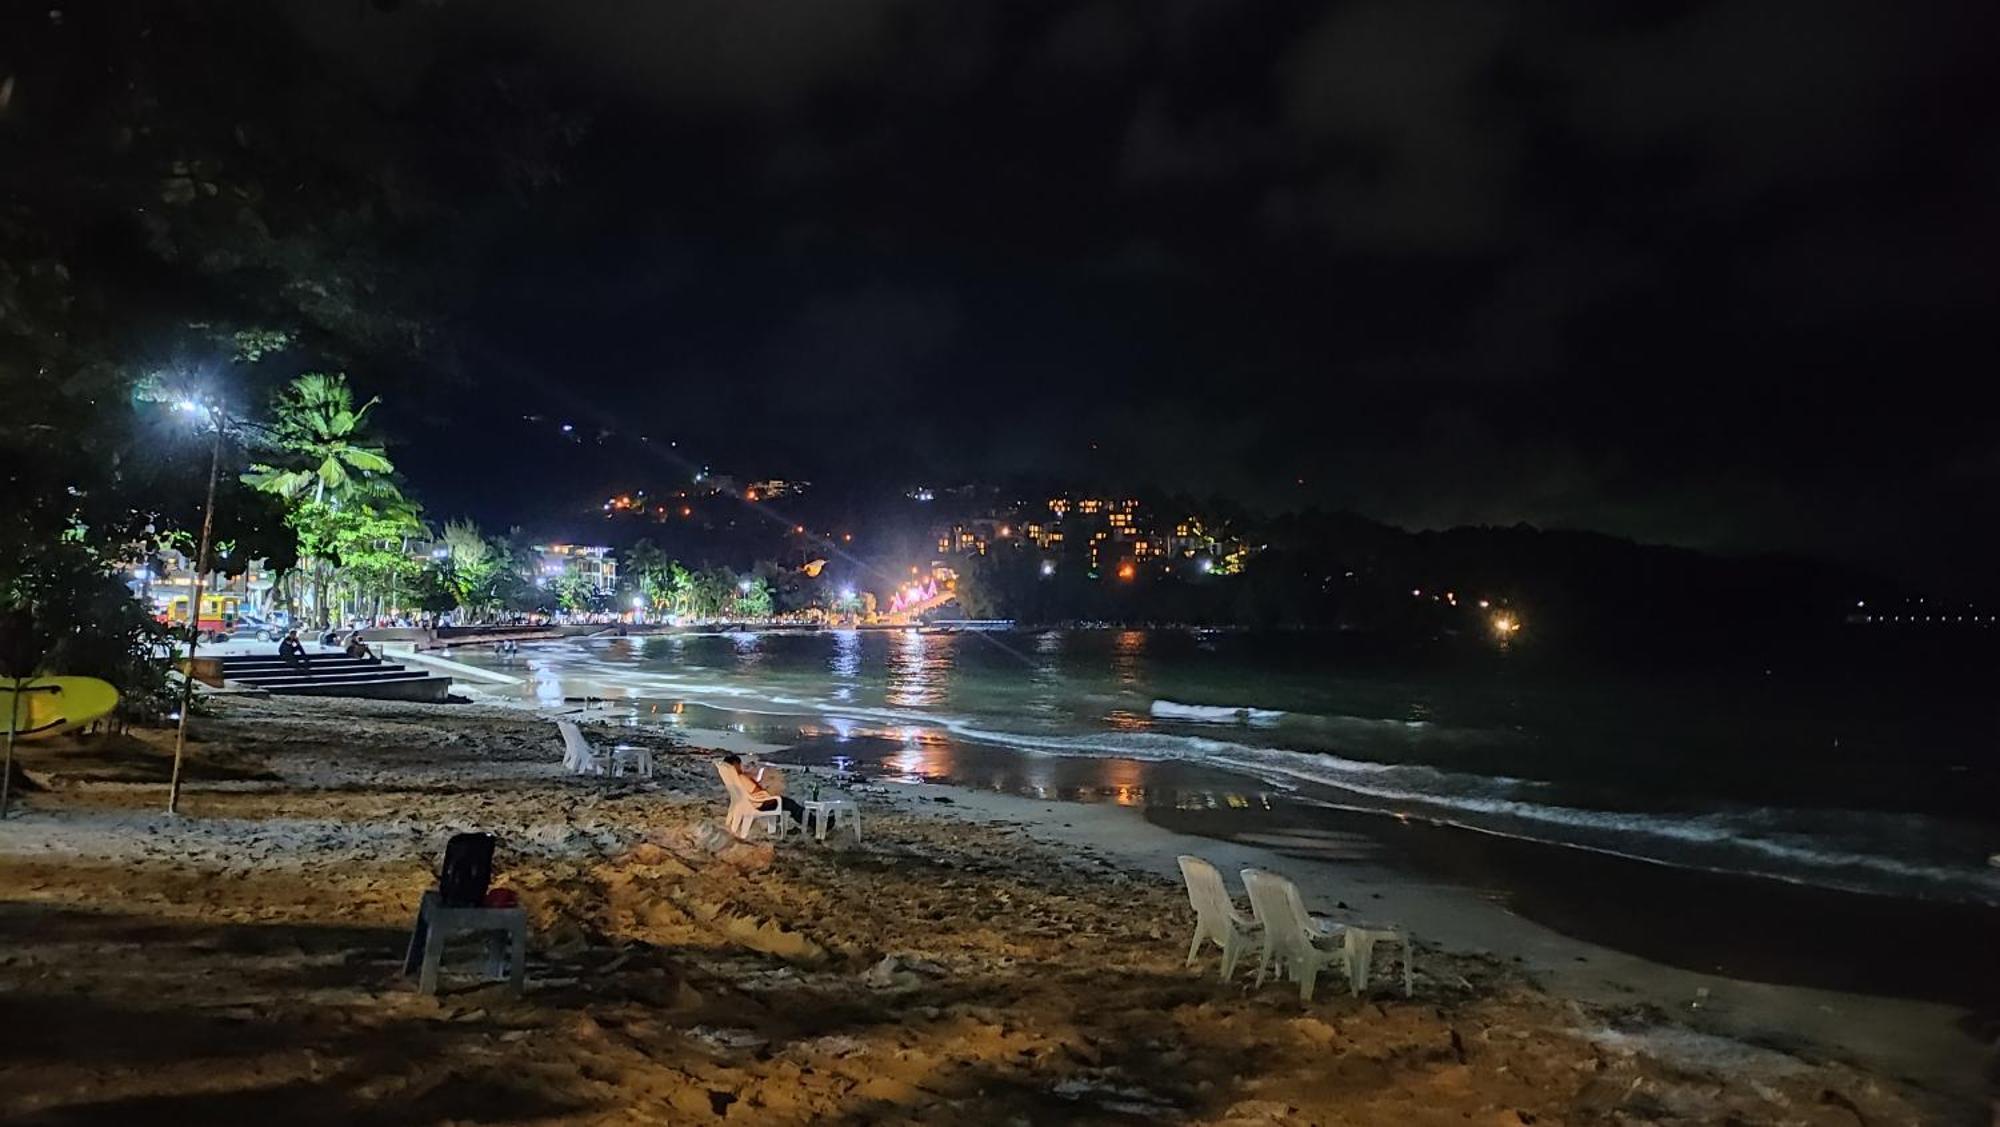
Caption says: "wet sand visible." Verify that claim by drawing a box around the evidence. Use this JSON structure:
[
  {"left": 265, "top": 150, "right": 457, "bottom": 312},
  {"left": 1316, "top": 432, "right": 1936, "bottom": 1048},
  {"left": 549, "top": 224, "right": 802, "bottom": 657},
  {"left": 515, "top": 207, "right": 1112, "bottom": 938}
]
[{"left": 0, "top": 696, "right": 1983, "bottom": 1123}]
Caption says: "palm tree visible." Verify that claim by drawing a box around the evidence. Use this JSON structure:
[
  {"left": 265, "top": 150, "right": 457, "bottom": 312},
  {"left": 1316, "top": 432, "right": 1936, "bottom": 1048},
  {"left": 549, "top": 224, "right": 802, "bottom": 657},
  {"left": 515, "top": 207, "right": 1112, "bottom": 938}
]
[
  {"left": 242, "top": 374, "right": 393, "bottom": 505},
  {"left": 438, "top": 519, "right": 499, "bottom": 617},
  {"left": 666, "top": 562, "right": 695, "bottom": 618},
  {"left": 242, "top": 373, "right": 397, "bottom": 626},
  {"left": 623, "top": 539, "right": 669, "bottom": 608}
]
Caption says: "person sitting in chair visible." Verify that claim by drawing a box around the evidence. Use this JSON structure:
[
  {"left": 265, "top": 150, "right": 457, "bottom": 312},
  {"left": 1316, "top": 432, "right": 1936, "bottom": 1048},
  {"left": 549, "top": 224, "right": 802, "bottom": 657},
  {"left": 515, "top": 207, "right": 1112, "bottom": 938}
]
[
  {"left": 345, "top": 630, "right": 380, "bottom": 663},
  {"left": 723, "top": 754, "right": 809, "bottom": 829}
]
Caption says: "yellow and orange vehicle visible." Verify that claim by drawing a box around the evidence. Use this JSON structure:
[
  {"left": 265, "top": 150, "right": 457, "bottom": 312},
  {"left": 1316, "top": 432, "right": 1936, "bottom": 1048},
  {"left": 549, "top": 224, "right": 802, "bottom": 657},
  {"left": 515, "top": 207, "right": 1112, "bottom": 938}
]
[{"left": 159, "top": 593, "right": 242, "bottom": 639}]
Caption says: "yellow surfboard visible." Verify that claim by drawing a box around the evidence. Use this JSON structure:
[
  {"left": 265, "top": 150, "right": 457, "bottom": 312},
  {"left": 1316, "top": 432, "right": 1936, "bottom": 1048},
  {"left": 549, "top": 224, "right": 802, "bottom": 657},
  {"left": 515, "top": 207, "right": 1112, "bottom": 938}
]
[{"left": 0, "top": 677, "right": 121, "bottom": 740}]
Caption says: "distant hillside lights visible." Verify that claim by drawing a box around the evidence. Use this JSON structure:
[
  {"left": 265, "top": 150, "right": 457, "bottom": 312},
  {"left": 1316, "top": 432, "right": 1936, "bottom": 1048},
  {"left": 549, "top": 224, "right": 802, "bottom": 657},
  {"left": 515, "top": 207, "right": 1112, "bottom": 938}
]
[
  {"left": 1847, "top": 597, "right": 1998, "bottom": 625},
  {"left": 931, "top": 495, "right": 1253, "bottom": 579},
  {"left": 745, "top": 478, "right": 808, "bottom": 502}
]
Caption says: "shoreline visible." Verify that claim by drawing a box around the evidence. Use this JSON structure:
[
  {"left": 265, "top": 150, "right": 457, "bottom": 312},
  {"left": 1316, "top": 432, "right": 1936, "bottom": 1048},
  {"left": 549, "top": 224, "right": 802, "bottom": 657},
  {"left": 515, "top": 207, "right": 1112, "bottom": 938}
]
[
  {"left": 1, "top": 695, "right": 1980, "bottom": 1122},
  {"left": 844, "top": 776, "right": 1990, "bottom": 1103}
]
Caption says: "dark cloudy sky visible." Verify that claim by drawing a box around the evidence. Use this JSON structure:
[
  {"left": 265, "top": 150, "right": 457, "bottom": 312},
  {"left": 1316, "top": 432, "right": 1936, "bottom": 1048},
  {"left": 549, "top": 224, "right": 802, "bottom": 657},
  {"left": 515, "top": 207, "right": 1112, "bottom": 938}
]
[{"left": 287, "top": 0, "right": 1998, "bottom": 586}]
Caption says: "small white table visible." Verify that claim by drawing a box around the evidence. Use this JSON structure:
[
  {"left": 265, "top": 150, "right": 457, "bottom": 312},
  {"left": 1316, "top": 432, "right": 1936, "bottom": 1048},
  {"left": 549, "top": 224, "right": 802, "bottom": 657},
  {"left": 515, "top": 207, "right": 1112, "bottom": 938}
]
[
  {"left": 796, "top": 797, "right": 861, "bottom": 842},
  {"left": 1341, "top": 926, "right": 1414, "bottom": 997},
  {"left": 610, "top": 745, "right": 654, "bottom": 778}
]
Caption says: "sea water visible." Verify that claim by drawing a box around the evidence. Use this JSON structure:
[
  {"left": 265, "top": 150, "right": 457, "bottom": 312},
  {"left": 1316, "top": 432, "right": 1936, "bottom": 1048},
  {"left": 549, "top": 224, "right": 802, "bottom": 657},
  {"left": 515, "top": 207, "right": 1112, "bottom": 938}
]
[{"left": 457, "top": 628, "right": 2000, "bottom": 906}]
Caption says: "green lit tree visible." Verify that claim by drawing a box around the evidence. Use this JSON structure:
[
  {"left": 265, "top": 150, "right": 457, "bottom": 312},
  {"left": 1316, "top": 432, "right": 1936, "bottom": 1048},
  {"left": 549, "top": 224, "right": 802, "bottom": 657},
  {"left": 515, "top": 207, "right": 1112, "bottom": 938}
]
[
  {"left": 437, "top": 519, "right": 502, "bottom": 617},
  {"left": 243, "top": 373, "right": 404, "bottom": 626},
  {"left": 737, "top": 575, "right": 774, "bottom": 619},
  {"left": 242, "top": 374, "right": 392, "bottom": 505},
  {"left": 665, "top": 562, "right": 696, "bottom": 618},
  {"left": 622, "top": 539, "right": 671, "bottom": 607},
  {"left": 553, "top": 571, "right": 598, "bottom": 615}
]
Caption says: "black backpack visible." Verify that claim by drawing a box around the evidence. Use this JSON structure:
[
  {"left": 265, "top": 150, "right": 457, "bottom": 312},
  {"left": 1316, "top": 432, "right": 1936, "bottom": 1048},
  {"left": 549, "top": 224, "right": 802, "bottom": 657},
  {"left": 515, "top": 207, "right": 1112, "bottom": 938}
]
[{"left": 438, "top": 832, "right": 495, "bottom": 907}]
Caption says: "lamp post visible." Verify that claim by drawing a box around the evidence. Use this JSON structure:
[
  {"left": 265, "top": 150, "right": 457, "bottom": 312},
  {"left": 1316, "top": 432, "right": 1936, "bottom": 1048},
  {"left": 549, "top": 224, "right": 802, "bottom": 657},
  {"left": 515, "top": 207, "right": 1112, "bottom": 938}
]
[{"left": 166, "top": 398, "right": 224, "bottom": 816}]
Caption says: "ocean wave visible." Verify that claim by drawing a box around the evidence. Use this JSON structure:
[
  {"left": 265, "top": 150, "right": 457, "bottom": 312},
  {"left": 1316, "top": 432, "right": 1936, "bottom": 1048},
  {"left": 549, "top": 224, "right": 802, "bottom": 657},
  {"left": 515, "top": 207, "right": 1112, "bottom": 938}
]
[
  {"left": 1150, "top": 699, "right": 1286, "bottom": 725},
  {"left": 842, "top": 713, "right": 2000, "bottom": 904}
]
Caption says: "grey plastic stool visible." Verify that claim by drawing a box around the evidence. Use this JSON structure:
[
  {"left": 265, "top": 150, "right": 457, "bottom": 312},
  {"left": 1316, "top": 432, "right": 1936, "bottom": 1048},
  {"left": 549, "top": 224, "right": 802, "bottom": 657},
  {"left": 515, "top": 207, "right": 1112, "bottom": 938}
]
[{"left": 402, "top": 890, "right": 527, "bottom": 996}]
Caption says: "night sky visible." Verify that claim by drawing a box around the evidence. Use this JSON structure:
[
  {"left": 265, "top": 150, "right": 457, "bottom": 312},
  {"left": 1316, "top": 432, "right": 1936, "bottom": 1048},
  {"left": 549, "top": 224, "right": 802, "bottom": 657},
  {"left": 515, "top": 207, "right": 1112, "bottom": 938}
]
[{"left": 284, "top": 1, "right": 1998, "bottom": 587}]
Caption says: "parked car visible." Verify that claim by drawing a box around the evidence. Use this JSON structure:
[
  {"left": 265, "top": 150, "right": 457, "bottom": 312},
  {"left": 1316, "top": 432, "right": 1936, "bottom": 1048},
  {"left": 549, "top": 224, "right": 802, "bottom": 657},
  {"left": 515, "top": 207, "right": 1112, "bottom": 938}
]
[{"left": 235, "top": 613, "right": 286, "bottom": 641}]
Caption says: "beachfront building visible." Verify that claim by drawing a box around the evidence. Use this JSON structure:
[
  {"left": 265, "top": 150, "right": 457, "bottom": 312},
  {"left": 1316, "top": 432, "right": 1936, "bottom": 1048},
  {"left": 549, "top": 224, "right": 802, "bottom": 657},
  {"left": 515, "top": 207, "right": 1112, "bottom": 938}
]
[
  {"left": 127, "top": 548, "right": 279, "bottom": 616},
  {"left": 534, "top": 544, "right": 618, "bottom": 593},
  {"left": 935, "top": 517, "right": 1014, "bottom": 557}
]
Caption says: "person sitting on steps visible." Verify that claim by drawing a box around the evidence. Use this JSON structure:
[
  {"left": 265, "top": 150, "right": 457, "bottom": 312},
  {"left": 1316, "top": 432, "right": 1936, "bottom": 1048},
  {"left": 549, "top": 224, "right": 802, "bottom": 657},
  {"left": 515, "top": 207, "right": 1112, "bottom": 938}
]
[{"left": 278, "top": 630, "right": 312, "bottom": 675}]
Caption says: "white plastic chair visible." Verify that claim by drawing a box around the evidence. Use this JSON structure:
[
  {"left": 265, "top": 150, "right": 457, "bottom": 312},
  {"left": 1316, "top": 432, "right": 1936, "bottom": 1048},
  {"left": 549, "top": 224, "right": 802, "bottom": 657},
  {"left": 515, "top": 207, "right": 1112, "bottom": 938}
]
[
  {"left": 557, "top": 719, "right": 652, "bottom": 778},
  {"left": 1177, "top": 855, "right": 1261, "bottom": 980},
  {"left": 557, "top": 720, "right": 606, "bottom": 775},
  {"left": 1242, "top": 868, "right": 1350, "bottom": 1002},
  {"left": 714, "top": 761, "right": 782, "bottom": 839}
]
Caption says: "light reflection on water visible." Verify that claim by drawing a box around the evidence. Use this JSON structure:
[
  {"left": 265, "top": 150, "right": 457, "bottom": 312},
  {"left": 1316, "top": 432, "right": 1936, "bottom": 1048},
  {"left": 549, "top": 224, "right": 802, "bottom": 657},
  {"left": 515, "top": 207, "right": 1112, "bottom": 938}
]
[
  {"left": 529, "top": 658, "right": 565, "bottom": 705},
  {"left": 730, "top": 631, "right": 767, "bottom": 671},
  {"left": 829, "top": 629, "right": 860, "bottom": 701},
  {"left": 886, "top": 629, "right": 951, "bottom": 708},
  {"left": 1027, "top": 630, "right": 1065, "bottom": 719},
  {"left": 779, "top": 719, "right": 1263, "bottom": 810},
  {"left": 1110, "top": 629, "right": 1146, "bottom": 688}
]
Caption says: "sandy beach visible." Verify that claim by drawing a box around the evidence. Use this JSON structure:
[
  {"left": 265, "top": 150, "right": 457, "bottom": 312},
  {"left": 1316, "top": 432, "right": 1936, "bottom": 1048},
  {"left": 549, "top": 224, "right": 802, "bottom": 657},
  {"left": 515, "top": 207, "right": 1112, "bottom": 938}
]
[{"left": 0, "top": 695, "right": 1982, "bottom": 1124}]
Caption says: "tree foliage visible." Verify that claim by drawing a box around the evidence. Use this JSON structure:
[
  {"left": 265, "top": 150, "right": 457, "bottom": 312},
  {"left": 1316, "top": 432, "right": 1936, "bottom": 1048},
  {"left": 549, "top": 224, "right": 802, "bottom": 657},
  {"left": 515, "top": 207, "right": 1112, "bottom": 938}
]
[
  {"left": 243, "top": 374, "right": 417, "bottom": 626},
  {"left": 242, "top": 374, "right": 392, "bottom": 504}
]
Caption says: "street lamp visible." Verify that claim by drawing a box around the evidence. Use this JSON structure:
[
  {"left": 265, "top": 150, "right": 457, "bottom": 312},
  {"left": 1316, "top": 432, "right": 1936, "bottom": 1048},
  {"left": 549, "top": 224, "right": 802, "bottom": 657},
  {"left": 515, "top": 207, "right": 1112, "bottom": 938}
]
[{"left": 167, "top": 395, "right": 226, "bottom": 816}]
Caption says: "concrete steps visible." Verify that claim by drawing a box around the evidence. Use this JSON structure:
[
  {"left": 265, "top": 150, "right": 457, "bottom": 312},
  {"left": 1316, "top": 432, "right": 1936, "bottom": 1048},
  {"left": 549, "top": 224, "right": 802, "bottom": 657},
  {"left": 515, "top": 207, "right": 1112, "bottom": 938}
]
[{"left": 220, "top": 650, "right": 453, "bottom": 703}]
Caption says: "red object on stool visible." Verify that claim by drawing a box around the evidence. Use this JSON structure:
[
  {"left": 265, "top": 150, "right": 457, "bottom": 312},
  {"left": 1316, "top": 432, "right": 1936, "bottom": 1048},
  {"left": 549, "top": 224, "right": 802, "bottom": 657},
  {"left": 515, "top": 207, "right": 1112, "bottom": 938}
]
[{"left": 483, "top": 888, "right": 519, "bottom": 909}]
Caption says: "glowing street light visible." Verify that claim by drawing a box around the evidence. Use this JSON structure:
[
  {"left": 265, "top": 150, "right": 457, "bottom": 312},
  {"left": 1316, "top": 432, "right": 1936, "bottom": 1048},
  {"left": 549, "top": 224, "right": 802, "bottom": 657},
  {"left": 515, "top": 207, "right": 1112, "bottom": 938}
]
[
  {"left": 632, "top": 595, "right": 646, "bottom": 609},
  {"left": 1041, "top": 560, "right": 1056, "bottom": 577}
]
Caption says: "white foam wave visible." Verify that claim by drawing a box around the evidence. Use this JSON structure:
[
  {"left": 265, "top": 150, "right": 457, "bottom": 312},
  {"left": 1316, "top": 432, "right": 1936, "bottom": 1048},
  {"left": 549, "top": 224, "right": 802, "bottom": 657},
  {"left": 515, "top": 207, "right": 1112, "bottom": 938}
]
[{"left": 1150, "top": 699, "right": 1286, "bottom": 725}]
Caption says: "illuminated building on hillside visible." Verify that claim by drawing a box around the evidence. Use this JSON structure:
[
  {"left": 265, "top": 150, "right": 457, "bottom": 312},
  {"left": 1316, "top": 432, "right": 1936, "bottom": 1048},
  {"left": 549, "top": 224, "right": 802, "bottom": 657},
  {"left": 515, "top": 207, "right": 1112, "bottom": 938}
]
[
  {"left": 933, "top": 494, "right": 1254, "bottom": 578},
  {"left": 535, "top": 544, "right": 618, "bottom": 593},
  {"left": 745, "top": 478, "right": 808, "bottom": 501}
]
